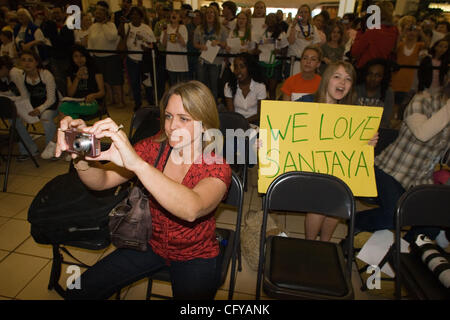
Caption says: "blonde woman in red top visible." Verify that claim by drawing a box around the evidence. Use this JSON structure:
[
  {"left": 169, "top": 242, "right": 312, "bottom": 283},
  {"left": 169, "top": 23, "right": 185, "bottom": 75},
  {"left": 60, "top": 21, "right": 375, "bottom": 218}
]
[{"left": 58, "top": 81, "right": 231, "bottom": 300}]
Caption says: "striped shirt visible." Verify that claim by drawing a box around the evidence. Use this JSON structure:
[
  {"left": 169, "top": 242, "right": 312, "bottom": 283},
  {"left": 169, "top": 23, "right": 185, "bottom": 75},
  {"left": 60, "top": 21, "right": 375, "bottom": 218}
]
[{"left": 375, "top": 92, "right": 450, "bottom": 189}]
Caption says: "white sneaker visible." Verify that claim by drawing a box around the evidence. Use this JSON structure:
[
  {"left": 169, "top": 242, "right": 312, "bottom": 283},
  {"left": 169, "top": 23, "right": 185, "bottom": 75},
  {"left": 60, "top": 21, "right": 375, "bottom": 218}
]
[{"left": 41, "top": 141, "right": 56, "bottom": 159}]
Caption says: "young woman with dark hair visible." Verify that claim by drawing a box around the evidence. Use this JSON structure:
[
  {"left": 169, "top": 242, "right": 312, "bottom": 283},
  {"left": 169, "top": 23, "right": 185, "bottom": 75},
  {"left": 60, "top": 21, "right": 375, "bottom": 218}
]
[
  {"left": 224, "top": 53, "right": 266, "bottom": 125},
  {"left": 356, "top": 58, "right": 394, "bottom": 128},
  {"left": 58, "top": 45, "right": 105, "bottom": 119}
]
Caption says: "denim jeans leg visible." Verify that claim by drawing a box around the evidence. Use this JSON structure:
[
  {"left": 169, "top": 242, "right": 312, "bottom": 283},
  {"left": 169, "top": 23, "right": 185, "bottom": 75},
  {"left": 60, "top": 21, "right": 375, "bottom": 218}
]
[
  {"left": 40, "top": 109, "right": 58, "bottom": 146},
  {"left": 355, "top": 167, "right": 406, "bottom": 232},
  {"left": 12, "top": 118, "right": 39, "bottom": 155}
]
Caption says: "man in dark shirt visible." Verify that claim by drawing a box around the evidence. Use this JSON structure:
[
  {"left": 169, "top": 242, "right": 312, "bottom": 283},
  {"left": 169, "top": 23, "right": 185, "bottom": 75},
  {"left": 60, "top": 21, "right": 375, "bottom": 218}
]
[
  {"left": 114, "top": 0, "right": 132, "bottom": 28},
  {"left": 41, "top": 5, "right": 74, "bottom": 96}
]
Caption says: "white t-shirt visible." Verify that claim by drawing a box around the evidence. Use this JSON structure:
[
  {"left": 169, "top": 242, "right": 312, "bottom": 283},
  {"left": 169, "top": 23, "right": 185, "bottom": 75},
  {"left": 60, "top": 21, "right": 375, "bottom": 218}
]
[
  {"left": 163, "top": 24, "right": 188, "bottom": 72},
  {"left": 125, "top": 23, "right": 156, "bottom": 61},
  {"left": 255, "top": 29, "right": 288, "bottom": 63},
  {"left": 224, "top": 79, "right": 267, "bottom": 119},
  {"left": 87, "top": 22, "right": 119, "bottom": 57},
  {"left": 251, "top": 18, "right": 266, "bottom": 42}
]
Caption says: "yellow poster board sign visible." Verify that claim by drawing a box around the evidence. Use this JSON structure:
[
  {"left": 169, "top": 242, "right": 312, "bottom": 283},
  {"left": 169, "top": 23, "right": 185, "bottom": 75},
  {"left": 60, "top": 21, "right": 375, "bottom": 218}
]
[{"left": 258, "top": 100, "right": 383, "bottom": 197}]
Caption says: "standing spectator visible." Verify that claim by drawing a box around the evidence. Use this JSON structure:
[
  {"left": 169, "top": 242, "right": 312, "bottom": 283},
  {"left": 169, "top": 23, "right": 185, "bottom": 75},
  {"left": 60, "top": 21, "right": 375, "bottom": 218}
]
[
  {"left": 422, "top": 39, "right": 449, "bottom": 96},
  {"left": 221, "top": 1, "right": 237, "bottom": 36},
  {"left": 181, "top": 4, "right": 197, "bottom": 80},
  {"left": 342, "top": 13, "right": 357, "bottom": 61},
  {"left": 255, "top": 13, "right": 288, "bottom": 100},
  {"left": 320, "top": 22, "right": 345, "bottom": 74},
  {"left": 286, "top": 5, "right": 322, "bottom": 77},
  {"left": 226, "top": 11, "right": 252, "bottom": 55},
  {"left": 14, "top": 8, "right": 50, "bottom": 62},
  {"left": 312, "top": 13, "right": 326, "bottom": 44},
  {"left": 114, "top": 0, "right": 132, "bottom": 28},
  {"left": 251, "top": 1, "right": 266, "bottom": 43},
  {"left": 281, "top": 45, "right": 322, "bottom": 101},
  {"left": 41, "top": 5, "right": 75, "bottom": 96},
  {"left": 153, "top": 4, "right": 170, "bottom": 101},
  {"left": 74, "top": 13, "right": 93, "bottom": 47},
  {"left": 276, "top": 10, "right": 288, "bottom": 33},
  {"left": 136, "top": 0, "right": 150, "bottom": 25},
  {"left": 161, "top": 10, "right": 188, "bottom": 86},
  {"left": 0, "top": 30, "right": 17, "bottom": 61},
  {"left": 194, "top": 6, "right": 227, "bottom": 101},
  {"left": 88, "top": 2, "right": 124, "bottom": 108},
  {"left": 422, "top": 17, "right": 446, "bottom": 47},
  {"left": 350, "top": 1, "right": 399, "bottom": 70},
  {"left": 3, "top": 11, "right": 18, "bottom": 33},
  {"left": 120, "top": 6, "right": 156, "bottom": 111},
  {"left": 391, "top": 17, "right": 428, "bottom": 120},
  {"left": 356, "top": 58, "right": 394, "bottom": 128}
]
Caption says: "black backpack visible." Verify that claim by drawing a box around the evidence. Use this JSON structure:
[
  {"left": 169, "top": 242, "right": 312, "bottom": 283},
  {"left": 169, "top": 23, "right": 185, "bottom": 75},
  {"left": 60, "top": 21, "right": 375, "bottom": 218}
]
[{"left": 28, "top": 171, "right": 129, "bottom": 246}]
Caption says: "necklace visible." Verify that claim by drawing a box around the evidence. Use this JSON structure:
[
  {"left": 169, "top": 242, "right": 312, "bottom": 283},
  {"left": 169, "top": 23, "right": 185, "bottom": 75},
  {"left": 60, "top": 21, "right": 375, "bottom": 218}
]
[{"left": 299, "top": 23, "right": 311, "bottom": 41}]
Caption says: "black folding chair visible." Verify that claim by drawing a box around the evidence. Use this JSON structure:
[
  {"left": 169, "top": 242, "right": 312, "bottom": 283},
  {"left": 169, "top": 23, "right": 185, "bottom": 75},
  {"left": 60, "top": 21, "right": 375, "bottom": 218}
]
[
  {"left": 129, "top": 172, "right": 244, "bottom": 300},
  {"left": 256, "top": 171, "right": 355, "bottom": 300},
  {"left": 128, "top": 106, "right": 160, "bottom": 143},
  {"left": 394, "top": 184, "right": 450, "bottom": 300},
  {"left": 218, "top": 112, "right": 252, "bottom": 192},
  {"left": 0, "top": 97, "right": 39, "bottom": 192}
]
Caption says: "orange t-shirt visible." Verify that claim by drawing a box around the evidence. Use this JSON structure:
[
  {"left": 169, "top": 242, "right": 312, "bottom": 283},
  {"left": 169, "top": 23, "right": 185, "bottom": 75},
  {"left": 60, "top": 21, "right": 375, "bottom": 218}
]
[
  {"left": 391, "top": 42, "right": 424, "bottom": 93},
  {"left": 281, "top": 73, "right": 321, "bottom": 100}
]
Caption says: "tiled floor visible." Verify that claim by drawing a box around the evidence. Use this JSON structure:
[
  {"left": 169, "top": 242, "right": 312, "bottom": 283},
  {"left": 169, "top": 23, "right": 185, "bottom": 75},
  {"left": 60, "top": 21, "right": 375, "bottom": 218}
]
[{"left": 0, "top": 97, "right": 385, "bottom": 300}]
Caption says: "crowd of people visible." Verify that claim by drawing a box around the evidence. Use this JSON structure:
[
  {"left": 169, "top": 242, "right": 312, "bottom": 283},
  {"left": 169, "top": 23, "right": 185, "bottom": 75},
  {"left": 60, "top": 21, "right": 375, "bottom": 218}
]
[{"left": 0, "top": 0, "right": 449, "bottom": 299}]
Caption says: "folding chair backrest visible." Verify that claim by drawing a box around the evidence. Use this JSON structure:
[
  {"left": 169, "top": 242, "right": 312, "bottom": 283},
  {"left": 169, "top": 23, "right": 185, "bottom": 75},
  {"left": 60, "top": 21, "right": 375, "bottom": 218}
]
[
  {"left": 396, "top": 185, "right": 450, "bottom": 229},
  {"left": 0, "top": 96, "right": 17, "bottom": 119},
  {"left": 129, "top": 107, "right": 160, "bottom": 144},
  {"left": 265, "top": 171, "right": 355, "bottom": 221}
]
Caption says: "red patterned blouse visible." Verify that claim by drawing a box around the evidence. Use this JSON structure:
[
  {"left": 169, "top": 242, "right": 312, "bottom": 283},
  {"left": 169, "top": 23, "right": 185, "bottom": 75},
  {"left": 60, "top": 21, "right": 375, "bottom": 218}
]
[{"left": 134, "top": 136, "right": 232, "bottom": 262}]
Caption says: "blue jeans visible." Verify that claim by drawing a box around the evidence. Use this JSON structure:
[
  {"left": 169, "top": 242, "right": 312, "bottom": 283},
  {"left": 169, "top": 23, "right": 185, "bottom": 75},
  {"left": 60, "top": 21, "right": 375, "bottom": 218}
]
[
  {"left": 65, "top": 245, "right": 219, "bottom": 300},
  {"left": 355, "top": 166, "right": 405, "bottom": 232},
  {"left": 13, "top": 108, "right": 58, "bottom": 155},
  {"left": 126, "top": 57, "right": 153, "bottom": 109},
  {"left": 197, "top": 61, "right": 220, "bottom": 101}
]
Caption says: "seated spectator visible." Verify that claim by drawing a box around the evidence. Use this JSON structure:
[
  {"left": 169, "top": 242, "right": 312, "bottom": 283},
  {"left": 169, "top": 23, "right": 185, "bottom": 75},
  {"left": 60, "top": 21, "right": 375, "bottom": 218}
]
[
  {"left": 13, "top": 50, "right": 59, "bottom": 160},
  {"left": 255, "top": 13, "right": 288, "bottom": 100},
  {"left": 59, "top": 45, "right": 105, "bottom": 119},
  {"left": 281, "top": 45, "right": 322, "bottom": 101},
  {"left": 0, "top": 30, "right": 17, "bottom": 61},
  {"left": 119, "top": 6, "right": 155, "bottom": 110},
  {"left": 297, "top": 61, "right": 378, "bottom": 241},
  {"left": 320, "top": 22, "right": 345, "bottom": 74},
  {"left": 286, "top": 4, "right": 322, "bottom": 76},
  {"left": 350, "top": 1, "right": 399, "bottom": 69},
  {"left": 354, "top": 64, "right": 450, "bottom": 243},
  {"left": 224, "top": 53, "right": 266, "bottom": 125},
  {"left": 356, "top": 58, "right": 394, "bottom": 128},
  {"left": 161, "top": 10, "right": 188, "bottom": 86},
  {"left": 58, "top": 81, "right": 231, "bottom": 300},
  {"left": 14, "top": 8, "right": 50, "bottom": 63}
]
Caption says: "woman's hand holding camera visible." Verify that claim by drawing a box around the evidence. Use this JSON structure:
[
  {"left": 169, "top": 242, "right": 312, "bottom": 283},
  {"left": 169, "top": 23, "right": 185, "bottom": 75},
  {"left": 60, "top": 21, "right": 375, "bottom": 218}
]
[
  {"left": 85, "top": 118, "right": 145, "bottom": 172},
  {"left": 55, "top": 116, "right": 87, "bottom": 159}
]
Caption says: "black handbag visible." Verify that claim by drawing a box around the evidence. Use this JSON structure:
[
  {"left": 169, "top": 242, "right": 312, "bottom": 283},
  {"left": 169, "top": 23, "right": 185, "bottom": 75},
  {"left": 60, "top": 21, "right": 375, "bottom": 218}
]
[{"left": 109, "top": 142, "right": 166, "bottom": 251}]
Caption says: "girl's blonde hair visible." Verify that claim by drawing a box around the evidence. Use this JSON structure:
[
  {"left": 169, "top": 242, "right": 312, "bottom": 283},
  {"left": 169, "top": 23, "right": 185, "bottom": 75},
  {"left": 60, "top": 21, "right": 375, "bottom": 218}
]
[
  {"left": 314, "top": 61, "right": 357, "bottom": 105},
  {"left": 157, "top": 81, "right": 220, "bottom": 149}
]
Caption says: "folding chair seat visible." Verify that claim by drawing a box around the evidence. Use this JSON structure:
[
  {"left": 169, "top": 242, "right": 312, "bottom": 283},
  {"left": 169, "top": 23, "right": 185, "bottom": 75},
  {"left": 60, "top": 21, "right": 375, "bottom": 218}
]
[
  {"left": 394, "top": 184, "right": 450, "bottom": 300},
  {"left": 256, "top": 171, "right": 355, "bottom": 300},
  {"left": 0, "top": 96, "right": 39, "bottom": 191}
]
